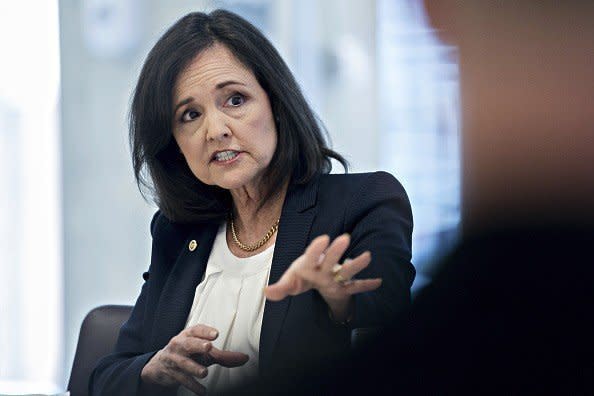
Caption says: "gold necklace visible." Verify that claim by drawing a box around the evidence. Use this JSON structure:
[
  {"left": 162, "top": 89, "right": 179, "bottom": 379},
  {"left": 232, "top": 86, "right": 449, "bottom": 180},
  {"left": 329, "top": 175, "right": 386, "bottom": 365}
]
[{"left": 229, "top": 215, "right": 280, "bottom": 252}]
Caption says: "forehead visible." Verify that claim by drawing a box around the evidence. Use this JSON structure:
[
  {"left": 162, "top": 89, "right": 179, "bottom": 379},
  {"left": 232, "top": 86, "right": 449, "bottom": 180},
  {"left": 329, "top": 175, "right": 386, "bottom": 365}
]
[{"left": 173, "top": 44, "right": 256, "bottom": 98}]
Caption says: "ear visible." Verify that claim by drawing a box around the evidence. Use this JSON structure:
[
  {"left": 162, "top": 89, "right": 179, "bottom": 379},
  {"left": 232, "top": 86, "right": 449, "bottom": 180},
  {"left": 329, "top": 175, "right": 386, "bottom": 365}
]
[{"left": 423, "top": 0, "right": 459, "bottom": 45}]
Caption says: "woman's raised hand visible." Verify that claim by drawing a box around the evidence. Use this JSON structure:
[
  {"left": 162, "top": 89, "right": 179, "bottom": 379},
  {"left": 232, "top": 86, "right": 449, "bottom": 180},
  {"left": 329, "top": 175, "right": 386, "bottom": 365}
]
[
  {"left": 140, "top": 324, "right": 249, "bottom": 395},
  {"left": 264, "top": 234, "right": 382, "bottom": 320}
]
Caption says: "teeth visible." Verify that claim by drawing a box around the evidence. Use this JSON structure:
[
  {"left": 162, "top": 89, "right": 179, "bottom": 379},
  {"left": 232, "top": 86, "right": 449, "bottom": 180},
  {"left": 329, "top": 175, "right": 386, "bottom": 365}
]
[{"left": 214, "top": 150, "right": 239, "bottom": 161}]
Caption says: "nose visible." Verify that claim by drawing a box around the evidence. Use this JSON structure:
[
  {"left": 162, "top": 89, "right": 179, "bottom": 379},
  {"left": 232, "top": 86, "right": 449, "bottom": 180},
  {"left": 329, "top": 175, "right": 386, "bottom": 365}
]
[{"left": 204, "top": 111, "right": 232, "bottom": 142}]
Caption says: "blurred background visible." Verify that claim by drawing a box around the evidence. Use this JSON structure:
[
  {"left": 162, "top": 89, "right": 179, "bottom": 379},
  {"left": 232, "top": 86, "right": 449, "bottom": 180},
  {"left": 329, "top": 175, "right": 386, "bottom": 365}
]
[{"left": 0, "top": 0, "right": 459, "bottom": 393}]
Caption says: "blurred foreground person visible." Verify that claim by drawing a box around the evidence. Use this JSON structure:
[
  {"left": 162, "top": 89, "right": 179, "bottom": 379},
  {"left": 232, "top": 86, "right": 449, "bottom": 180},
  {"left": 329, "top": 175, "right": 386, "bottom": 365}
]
[
  {"left": 90, "top": 9, "right": 414, "bottom": 396},
  {"left": 223, "top": 1, "right": 594, "bottom": 394}
]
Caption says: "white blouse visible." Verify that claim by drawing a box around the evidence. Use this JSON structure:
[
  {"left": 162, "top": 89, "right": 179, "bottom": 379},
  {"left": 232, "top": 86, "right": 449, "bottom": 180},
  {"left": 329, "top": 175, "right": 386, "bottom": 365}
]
[{"left": 177, "top": 222, "right": 274, "bottom": 395}]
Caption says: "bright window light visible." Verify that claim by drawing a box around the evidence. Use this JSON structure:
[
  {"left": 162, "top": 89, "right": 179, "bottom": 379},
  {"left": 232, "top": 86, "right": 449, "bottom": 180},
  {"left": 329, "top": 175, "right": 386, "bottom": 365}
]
[{"left": 0, "top": 0, "right": 63, "bottom": 393}]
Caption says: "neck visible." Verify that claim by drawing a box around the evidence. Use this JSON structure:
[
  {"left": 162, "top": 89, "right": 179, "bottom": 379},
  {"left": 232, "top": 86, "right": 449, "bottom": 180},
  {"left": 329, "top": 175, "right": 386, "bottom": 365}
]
[
  {"left": 228, "top": 181, "right": 288, "bottom": 253},
  {"left": 229, "top": 181, "right": 287, "bottom": 224}
]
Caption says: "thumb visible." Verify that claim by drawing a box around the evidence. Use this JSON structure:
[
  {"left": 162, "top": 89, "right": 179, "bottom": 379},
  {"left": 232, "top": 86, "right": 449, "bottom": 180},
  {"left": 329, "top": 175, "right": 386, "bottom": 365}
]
[
  {"left": 264, "top": 283, "right": 289, "bottom": 301},
  {"left": 264, "top": 274, "right": 298, "bottom": 301}
]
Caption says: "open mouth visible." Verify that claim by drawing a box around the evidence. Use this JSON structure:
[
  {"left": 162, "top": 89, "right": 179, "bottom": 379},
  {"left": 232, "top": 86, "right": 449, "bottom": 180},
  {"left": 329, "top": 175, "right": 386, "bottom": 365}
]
[{"left": 211, "top": 150, "right": 241, "bottom": 163}]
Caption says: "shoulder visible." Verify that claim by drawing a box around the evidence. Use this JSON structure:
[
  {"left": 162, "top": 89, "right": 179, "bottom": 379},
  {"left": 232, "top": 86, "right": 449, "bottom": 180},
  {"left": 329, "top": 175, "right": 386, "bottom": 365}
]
[
  {"left": 149, "top": 210, "right": 203, "bottom": 248},
  {"left": 317, "top": 171, "right": 408, "bottom": 198},
  {"left": 148, "top": 210, "right": 220, "bottom": 273},
  {"left": 150, "top": 210, "right": 177, "bottom": 238},
  {"left": 311, "top": 171, "right": 411, "bottom": 224}
]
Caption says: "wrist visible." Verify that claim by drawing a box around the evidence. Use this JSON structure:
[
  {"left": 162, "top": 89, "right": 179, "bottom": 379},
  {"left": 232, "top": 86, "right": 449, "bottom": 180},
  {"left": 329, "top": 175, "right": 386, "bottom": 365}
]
[
  {"left": 325, "top": 296, "right": 353, "bottom": 324},
  {"left": 140, "top": 364, "right": 152, "bottom": 383},
  {"left": 140, "top": 352, "right": 159, "bottom": 384}
]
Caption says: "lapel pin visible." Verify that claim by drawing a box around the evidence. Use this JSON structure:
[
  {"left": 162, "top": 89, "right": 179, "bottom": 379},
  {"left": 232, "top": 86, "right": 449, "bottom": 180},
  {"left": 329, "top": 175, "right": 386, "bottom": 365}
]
[{"left": 188, "top": 240, "right": 198, "bottom": 251}]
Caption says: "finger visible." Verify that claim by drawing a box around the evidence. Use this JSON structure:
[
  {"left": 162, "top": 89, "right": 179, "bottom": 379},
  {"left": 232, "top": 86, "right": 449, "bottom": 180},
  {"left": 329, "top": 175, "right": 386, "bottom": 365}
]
[
  {"left": 264, "top": 280, "right": 292, "bottom": 301},
  {"left": 170, "top": 354, "right": 208, "bottom": 379},
  {"left": 169, "top": 370, "right": 206, "bottom": 395},
  {"left": 208, "top": 347, "right": 250, "bottom": 368},
  {"left": 338, "top": 251, "right": 372, "bottom": 280},
  {"left": 302, "top": 235, "right": 331, "bottom": 269},
  {"left": 320, "top": 234, "right": 351, "bottom": 273},
  {"left": 265, "top": 235, "right": 333, "bottom": 301},
  {"left": 169, "top": 335, "right": 212, "bottom": 356},
  {"left": 264, "top": 271, "right": 304, "bottom": 301},
  {"left": 286, "top": 236, "right": 345, "bottom": 287},
  {"left": 342, "top": 278, "right": 383, "bottom": 295},
  {"left": 186, "top": 324, "right": 219, "bottom": 340},
  {"left": 177, "top": 338, "right": 213, "bottom": 356}
]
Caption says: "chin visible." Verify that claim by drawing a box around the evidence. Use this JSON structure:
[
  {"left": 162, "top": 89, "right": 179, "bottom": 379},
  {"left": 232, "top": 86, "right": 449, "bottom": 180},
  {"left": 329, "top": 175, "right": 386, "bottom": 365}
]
[
  {"left": 213, "top": 177, "right": 253, "bottom": 191},
  {"left": 213, "top": 173, "right": 264, "bottom": 192}
]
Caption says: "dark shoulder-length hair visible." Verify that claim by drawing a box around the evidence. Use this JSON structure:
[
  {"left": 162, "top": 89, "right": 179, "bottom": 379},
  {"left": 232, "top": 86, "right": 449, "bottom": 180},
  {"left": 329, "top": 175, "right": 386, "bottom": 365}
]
[{"left": 130, "top": 9, "right": 347, "bottom": 223}]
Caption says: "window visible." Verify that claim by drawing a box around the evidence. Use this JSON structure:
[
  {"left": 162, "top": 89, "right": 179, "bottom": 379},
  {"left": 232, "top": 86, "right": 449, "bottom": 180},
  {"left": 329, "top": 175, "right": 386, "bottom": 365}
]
[
  {"left": 0, "top": 1, "right": 63, "bottom": 393},
  {"left": 377, "top": 0, "right": 461, "bottom": 290}
]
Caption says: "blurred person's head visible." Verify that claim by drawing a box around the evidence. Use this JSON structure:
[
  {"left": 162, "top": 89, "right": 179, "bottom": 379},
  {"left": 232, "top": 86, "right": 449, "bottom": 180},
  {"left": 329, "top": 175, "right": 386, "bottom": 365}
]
[
  {"left": 130, "top": 9, "right": 346, "bottom": 223},
  {"left": 424, "top": 1, "right": 594, "bottom": 233}
]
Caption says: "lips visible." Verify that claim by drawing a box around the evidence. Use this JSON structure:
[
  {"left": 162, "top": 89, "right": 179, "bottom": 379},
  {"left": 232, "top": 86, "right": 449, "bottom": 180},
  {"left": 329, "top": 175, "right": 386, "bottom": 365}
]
[{"left": 211, "top": 150, "right": 241, "bottom": 162}]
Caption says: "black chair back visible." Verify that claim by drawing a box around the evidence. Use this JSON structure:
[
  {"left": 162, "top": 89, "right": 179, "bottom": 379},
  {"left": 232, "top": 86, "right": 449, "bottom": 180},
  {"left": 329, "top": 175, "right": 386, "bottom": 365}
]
[{"left": 68, "top": 304, "right": 132, "bottom": 396}]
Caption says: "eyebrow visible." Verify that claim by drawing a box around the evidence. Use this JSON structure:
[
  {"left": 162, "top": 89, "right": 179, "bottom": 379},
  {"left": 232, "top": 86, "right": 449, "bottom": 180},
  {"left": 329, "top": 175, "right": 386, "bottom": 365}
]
[
  {"left": 216, "top": 80, "right": 246, "bottom": 90},
  {"left": 173, "top": 97, "right": 194, "bottom": 114},
  {"left": 173, "top": 80, "right": 247, "bottom": 114}
]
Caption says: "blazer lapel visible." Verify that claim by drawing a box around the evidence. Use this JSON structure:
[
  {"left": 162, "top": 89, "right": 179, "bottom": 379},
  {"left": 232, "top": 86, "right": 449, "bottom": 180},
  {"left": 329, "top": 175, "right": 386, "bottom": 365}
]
[
  {"left": 259, "top": 179, "right": 319, "bottom": 374},
  {"left": 150, "top": 222, "right": 219, "bottom": 349}
]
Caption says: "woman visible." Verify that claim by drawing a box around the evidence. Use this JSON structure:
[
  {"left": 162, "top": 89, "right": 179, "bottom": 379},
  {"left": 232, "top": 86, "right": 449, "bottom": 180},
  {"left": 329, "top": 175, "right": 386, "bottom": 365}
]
[{"left": 90, "top": 9, "right": 414, "bottom": 396}]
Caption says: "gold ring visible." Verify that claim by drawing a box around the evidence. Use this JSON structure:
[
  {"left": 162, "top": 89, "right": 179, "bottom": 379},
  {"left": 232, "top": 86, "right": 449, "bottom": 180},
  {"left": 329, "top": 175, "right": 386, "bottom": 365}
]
[
  {"left": 334, "top": 272, "right": 346, "bottom": 284},
  {"left": 332, "top": 264, "right": 347, "bottom": 284}
]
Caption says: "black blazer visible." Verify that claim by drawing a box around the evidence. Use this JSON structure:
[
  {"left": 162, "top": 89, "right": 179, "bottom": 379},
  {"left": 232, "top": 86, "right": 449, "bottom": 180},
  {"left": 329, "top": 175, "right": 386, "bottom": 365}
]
[{"left": 90, "top": 171, "right": 415, "bottom": 395}]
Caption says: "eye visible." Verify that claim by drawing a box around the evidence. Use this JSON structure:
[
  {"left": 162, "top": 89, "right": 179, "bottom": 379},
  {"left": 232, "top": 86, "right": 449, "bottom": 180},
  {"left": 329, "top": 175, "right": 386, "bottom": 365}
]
[
  {"left": 226, "top": 93, "right": 245, "bottom": 107},
  {"left": 180, "top": 109, "right": 200, "bottom": 122}
]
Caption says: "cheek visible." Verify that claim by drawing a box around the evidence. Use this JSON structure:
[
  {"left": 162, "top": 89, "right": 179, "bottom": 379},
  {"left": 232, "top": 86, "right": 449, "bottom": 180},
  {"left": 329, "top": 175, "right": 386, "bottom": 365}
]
[
  {"left": 256, "top": 124, "right": 277, "bottom": 161},
  {"left": 175, "top": 133, "right": 202, "bottom": 159},
  {"left": 268, "top": 131, "right": 278, "bottom": 158},
  {"left": 174, "top": 135, "right": 209, "bottom": 177},
  {"left": 252, "top": 114, "right": 277, "bottom": 157},
  {"left": 172, "top": 133, "right": 186, "bottom": 155}
]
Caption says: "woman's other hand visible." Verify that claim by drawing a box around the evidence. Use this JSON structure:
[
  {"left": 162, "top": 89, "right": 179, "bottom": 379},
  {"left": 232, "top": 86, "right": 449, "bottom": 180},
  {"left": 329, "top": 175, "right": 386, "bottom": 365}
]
[
  {"left": 264, "top": 234, "right": 382, "bottom": 322},
  {"left": 140, "top": 324, "right": 249, "bottom": 395}
]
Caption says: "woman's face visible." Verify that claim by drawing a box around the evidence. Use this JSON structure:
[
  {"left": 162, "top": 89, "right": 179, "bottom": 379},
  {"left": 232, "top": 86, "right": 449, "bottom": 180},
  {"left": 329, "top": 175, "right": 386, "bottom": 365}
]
[{"left": 172, "top": 43, "right": 277, "bottom": 193}]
